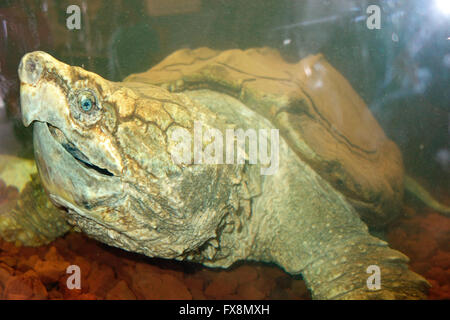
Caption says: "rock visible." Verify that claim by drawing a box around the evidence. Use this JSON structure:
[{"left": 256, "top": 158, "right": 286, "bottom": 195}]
[
  {"left": 72, "top": 255, "right": 91, "bottom": 284},
  {"left": 105, "top": 280, "right": 136, "bottom": 300},
  {"left": 77, "top": 293, "right": 97, "bottom": 300},
  {"left": 421, "top": 213, "right": 450, "bottom": 235},
  {"left": 428, "top": 280, "right": 450, "bottom": 300},
  {"left": 184, "top": 276, "right": 206, "bottom": 299},
  {"left": 3, "top": 276, "right": 33, "bottom": 299},
  {"left": 269, "top": 288, "right": 296, "bottom": 300},
  {"left": 154, "top": 273, "right": 192, "bottom": 299},
  {"left": 204, "top": 272, "right": 239, "bottom": 298},
  {"left": 23, "top": 270, "right": 48, "bottom": 300},
  {"left": 237, "top": 282, "right": 266, "bottom": 299},
  {"left": 284, "top": 288, "right": 307, "bottom": 299},
  {"left": 0, "top": 240, "right": 20, "bottom": 255},
  {"left": 193, "top": 269, "right": 217, "bottom": 284},
  {"left": 0, "top": 264, "right": 13, "bottom": 288},
  {"left": 387, "top": 210, "right": 450, "bottom": 300},
  {"left": 16, "top": 254, "right": 40, "bottom": 272},
  {"left": 3, "top": 270, "right": 47, "bottom": 300},
  {"left": 410, "top": 262, "right": 431, "bottom": 275},
  {"left": 90, "top": 246, "right": 123, "bottom": 270},
  {"left": 188, "top": 287, "right": 207, "bottom": 300},
  {"left": 258, "top": 265, "right": 287, "bottom": 280},
  {"left": 0, "top": 255, "right": 17, "bottom": 267},
  {"left": 59, "top": 274, "right": 83, "bottom": 300},
  {"left": 253, "top": 275, "right": 276, "bottom": 297},
  {"left": 430, "top": 251, "right": 450, "bottom": 270},
  {"left": 132, "top": 272, "right": 192, "bottom": 299},
  {"left": 223, "top": 294, "right": 242, "bottom": 299},
  {"left": 275, "top": 274, "right": 292, "bottom": 290},
  {"left": 135, "top": 261, "right": 163, "bottom": 276},
  {"left": 87, "top": 262, "right": 116, "bottom": 298},
  {"left": 184, "top": 276, "right": 204, "bottom": 292},
  {"left": 0, "top": 262, "right": 14, "bottom": 275},
  {"left": 34, "top": 258, "right": 70, "bottom": 284},
  {"left": 44, "top": 246, "right": 65, "bottom": 262},
  {"left": 291, "top": 280, "right": 310, "bottom": 299},
  {"left": 48, "top": 288, "right": 64, "bottom": 300},
  {"left": 116, "top": 264, "right": 136, "bottom": 286},
  {"left": 403, "top": 235, "right": 437, "bottom": 261},
  {"left": 234, "top": 265, "right": 258, "bottom": 285},
  {"left": 65, "top": 232, "right": 89, "bottom": 252},
  {"left": 440, "top": 234, "right": 450, "bottom": 252},
  {"left": 426, "top": 267, "right": 450, "bottom": 285}
]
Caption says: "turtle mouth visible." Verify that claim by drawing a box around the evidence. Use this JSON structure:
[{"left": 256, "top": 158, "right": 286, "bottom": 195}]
[{"left": 47, "top": 123, "right": 114, "bottom": 177}]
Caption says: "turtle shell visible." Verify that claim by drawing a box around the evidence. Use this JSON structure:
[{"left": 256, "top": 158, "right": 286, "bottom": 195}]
[{"left": 124, "top": 47, "right": 404, "bottom": 226}]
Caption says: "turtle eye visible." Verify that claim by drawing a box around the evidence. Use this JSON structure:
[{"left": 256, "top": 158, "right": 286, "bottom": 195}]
[
  {"left": 81, "top": 97, "right": 93, "bottom": 112},
  {"left": 69, "top": 88, "right": 101, "bottom": 126},
  {"left": 77, "top": 90, "right": 97, "bottom": 113}
]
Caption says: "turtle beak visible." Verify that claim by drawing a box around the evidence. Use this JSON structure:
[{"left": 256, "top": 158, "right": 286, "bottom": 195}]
[
  {"left": 18, "top": 51, "right": 71, "bottom": 129},
  {"left": 18, "top": 52, "right": 44, "bottom": 87},
  {"left": 19, "top": 52, "right": 46, "bottom": 127}
]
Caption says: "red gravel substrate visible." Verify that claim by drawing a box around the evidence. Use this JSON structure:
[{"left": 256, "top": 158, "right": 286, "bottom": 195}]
[
  {"left": 0, "top": 178, "right": 448, "bottom": 300},
  {"left": 387, "top": 207, "right": 450, "bottom": 299}
]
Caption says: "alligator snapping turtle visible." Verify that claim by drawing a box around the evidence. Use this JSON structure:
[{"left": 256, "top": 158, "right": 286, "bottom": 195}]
[{"left": 15, "top": 48, "right": 431, "bottom": 299}]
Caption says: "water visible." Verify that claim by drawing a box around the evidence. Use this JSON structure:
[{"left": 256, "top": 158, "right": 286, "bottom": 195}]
[{"left": 0, "top": 0, "right": 448, "bottom": 300}]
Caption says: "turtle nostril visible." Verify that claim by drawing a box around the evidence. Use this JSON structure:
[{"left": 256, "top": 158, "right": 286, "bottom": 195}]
[
  {"left": 26, "top": 60, "right": 36, "bottom": 73},
  {"left": 18, "top": 53, "right": 43, "bottom": 85}
]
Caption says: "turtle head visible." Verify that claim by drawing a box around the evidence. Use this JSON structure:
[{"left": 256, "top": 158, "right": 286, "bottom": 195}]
[
  {"left": 19, "top": 51, "right": 124, "bottom": 175},
  {"left": 18, "top": 51, "right": 240, "bottom": 260},
  {"left": 18, "top": 51, "right": 128, "bottom": 234}
]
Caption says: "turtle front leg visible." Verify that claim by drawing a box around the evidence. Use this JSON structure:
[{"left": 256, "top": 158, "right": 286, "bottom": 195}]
[
  {"left": 250, "top": 154, "right": 429, "bottom": 300},
  {"left": 300, "top": 239, "right": 430, "bottom": 300},
  {"left": 0, "top": 155, "right": 70, "bottom": 246}
]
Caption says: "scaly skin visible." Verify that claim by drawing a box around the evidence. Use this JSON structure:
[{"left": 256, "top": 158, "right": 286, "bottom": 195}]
[
  {"left": 0, "top": 173, "right": 70, "bottom": 246},
  {"left": 182, "top": 91, "right": 429, "bottom": 299},
  {"left": 250, "top": 146, "right": 429, "bottom": 299}
]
